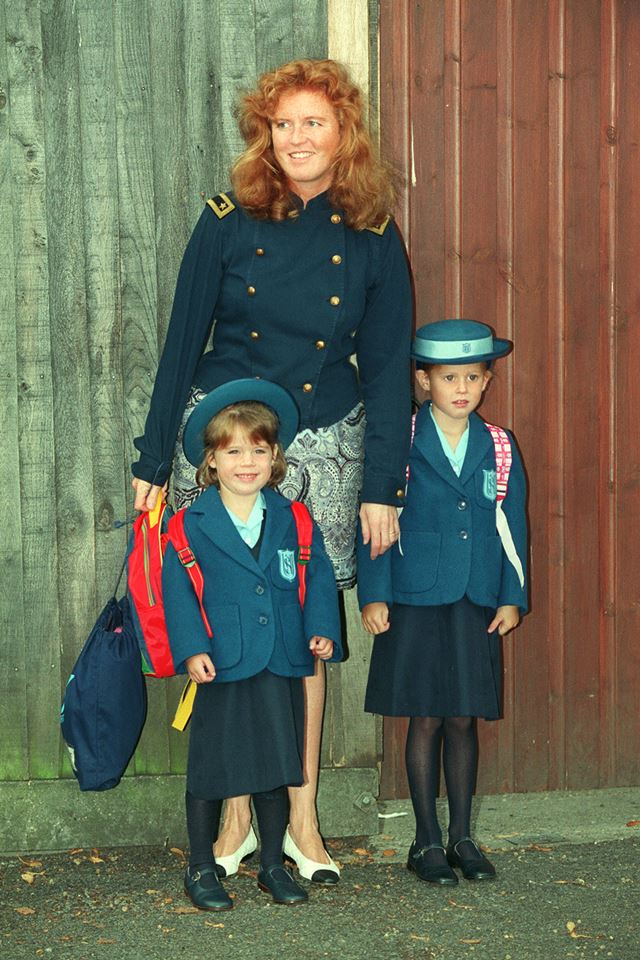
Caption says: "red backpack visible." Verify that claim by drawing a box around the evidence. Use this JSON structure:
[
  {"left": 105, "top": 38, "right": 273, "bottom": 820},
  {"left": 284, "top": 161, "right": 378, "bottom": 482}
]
[{"left": 127, "top": 498, "right": 313, "bottom": 680}]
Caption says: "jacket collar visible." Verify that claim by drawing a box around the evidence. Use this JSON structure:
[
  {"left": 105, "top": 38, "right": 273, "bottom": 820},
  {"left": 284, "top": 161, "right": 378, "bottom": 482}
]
[
  {"left": 188, "top": 485, "right": 292, "bottom": 573},
  {"left": 412, "top": 407, "right": 492, "bottom": 491}
]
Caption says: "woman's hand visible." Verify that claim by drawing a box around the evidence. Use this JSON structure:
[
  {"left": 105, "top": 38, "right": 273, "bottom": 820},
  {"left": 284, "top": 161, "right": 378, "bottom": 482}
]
[
  {"left": 359, "top": 502, "right": 400, "bottom": 559},
  {"left": 132, "top": 477, "right": 168, "bottom": 512},
  {"left": 309, "top": 636, "right": 334, "bottom": 660},
  {"left": 185, "top": 653, "right": 216, "bottom": 683},
  {"left": 488, "top": 605, "right": 520, "bottom": 636},
  {"left": 361, "top": 602, "right": 390, "bottom": 635}
]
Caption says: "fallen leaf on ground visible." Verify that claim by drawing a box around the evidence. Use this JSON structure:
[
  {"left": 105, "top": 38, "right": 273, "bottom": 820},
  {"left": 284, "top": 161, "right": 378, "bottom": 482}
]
[
  {"left": 15, "top": 907, "right": 36, "bottom": 916},
  {"left": 626, "top": 820, "right": 640, "bottom": 827},
  {"left": 174, "top": 906, "right": 199, "bottom": 914},
  {"left": 448, "top": 899, "right": 473, "bottom": 910},
  {"left": 89, "top": 849, "right": 105, "bottom": 863},
  {"left": 566, "top": 921, "right": 591, "bottom": 940},
  {"left": 21, "top": 872, "right": 45, "bottom": 884},
  {"left": 19, "top": 857, "right": 43, "bottom": 868},
  {"left": 170, "top": 847, "right": 186, "bottom": 860},
  {"left": 382, "top": 849, "right": 396, "bottom": 857},
  {"left": 529, "top": 843, "right": 553, "bottom": 852},
  {"left": 410, "top": 934, "right": 430, "bottom": 942},
  {"left": 97, "top": 939, "right": 116, "bottom": 945},
  {"left": 460, "top": 938, "right": 481, "bottom": 944},
  {"left": 353, "top": 848, "right": 370, "bottom": 856},
  {"left": 68, "top": 848, "right": 84, "bottom": 855},
  {"left": 204, "top": 921, "right": 225, "bottom": 928}
]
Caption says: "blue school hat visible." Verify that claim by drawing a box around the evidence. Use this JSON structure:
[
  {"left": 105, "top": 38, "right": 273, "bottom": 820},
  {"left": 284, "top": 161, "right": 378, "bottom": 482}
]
[
  {"left": 411, "top": 320, "right": 512, "bottom": 365},
  {"left": 183, "top": 378, "right": 300, "bottom": 467}
]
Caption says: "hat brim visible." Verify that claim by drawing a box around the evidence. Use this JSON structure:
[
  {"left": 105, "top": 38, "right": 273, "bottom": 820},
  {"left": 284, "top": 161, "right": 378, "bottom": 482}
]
[
  {"left": 410, "top": 338, "right": 512, "bottom": 365},
  {"left": 183, "top": 379, "right": 300, "bottom": 467}
]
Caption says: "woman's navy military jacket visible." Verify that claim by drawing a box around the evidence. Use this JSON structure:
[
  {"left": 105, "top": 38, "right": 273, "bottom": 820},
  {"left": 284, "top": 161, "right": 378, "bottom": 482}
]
[
  {"left": 132, "top": 191, "right": 412, "bottom": 506},
  {"left": 357, "top": 408, "right": 529, "bottom": 614},
  {"left": 162, "top": 486, "right": 342, "bottom": 681}
]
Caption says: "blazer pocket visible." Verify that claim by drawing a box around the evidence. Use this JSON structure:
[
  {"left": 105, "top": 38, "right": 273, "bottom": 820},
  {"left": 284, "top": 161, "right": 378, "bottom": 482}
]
[
  {"left": 278, "top": 605, "right": 312, "bottom": 668},
  {"left": 392, "top": 531, "right": 441, "bottom": 592},
  {"left": 475, "top": 469, "right": 498, "bottom": 510},
  {"left": 209, "top": 604, "right": 242, "bottom": 669}
]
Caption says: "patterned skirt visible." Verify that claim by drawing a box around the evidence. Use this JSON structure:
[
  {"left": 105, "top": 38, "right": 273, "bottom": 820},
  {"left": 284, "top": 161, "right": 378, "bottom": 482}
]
[{"left": 172, "top": 386, "right": 365, "bottom": 589}]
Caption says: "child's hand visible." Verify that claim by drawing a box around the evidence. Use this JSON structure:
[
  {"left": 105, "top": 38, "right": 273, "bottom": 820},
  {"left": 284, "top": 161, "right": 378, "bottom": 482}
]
[
  {"left": 185, "top": 653, "right": 216, "bottom": 683},
  {"left": 362, "top": 602, "right": 390, "bottom": 635},
  {"left": 488, "top": 605, "right": 520, "bottom": 636},
  {"left": 309, "top": 636, "right": 334, "bottom": 660}
]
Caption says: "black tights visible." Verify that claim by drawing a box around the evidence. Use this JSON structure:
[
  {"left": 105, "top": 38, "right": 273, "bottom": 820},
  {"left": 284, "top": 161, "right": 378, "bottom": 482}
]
[
  {"left": 405, "top": 716, "right": 478, "bottom": 849},
  {"left": 186, "top": 787, "right": 289, "bottom": 871}
]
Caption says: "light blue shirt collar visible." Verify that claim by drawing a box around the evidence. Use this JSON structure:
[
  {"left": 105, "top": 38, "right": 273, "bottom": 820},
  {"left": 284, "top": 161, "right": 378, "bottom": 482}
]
[
  {"left": 429, "top": 405, "right": 469, "bottom": 476},
  {"left": 223, "top": 491, "right": 266, "bottom": 548}
]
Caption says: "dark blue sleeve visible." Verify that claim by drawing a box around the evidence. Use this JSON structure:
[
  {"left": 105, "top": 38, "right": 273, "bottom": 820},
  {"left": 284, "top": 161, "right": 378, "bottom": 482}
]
[
  {"left": 162, "top": 541, "right": 214, "bottom": 672},
  {"left": 303, "top": 522, "right": 343, "bottom": 661},
  {"left": 131, "top": 206, "right": 224, "bottom": 484},
  {"left": 355, "top": 221, "right": 413, "bottom": 505},
  {"left": 355, "top": 518, "right": 394, "bottom": 609}
]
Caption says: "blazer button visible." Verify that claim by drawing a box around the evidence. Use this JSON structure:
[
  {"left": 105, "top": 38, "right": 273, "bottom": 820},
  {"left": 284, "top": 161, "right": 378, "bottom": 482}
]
[
  {"left": 258, "top": 615, "right": 268, "bottom": 625},
  {"left": 255, "top": 584, "right": 265, "bottom": 595},
  {"left": 302, "top": 383, "right": 313, "bottom": 393},
  {"left": 331, "top": 254, "right": 342, "bottom": 264},
  {"left": 315, "top": 340, "right": 326, "bottom": 350},
  {"left": 457, "top": 499, "right": 468, "bottom": 510},
  {"left": 396, "top": 489, "right": 405, "bottom": 499},
  {"left": 329, "top": 295, "right": 341, "bottom": 306},
  {"left": 247, "top": 285, "right": 256, "bottom": 296},
  {"left": 255, "top": 247, "right": 265, "bottom": 256},
  {"left": 250, "top": 330, "right": 260, "bottom": 339},
  {"left": 330, "top": 213, "right": 342, "bottom": 224},
  {"left": 459, "top": 530, "right": 469, "bottom": 540}
]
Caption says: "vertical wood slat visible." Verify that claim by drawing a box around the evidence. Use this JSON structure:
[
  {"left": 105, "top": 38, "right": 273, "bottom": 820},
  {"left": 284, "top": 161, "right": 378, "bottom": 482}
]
[
  {"left": 7, "top": 0, "right": 62, "bottom": 779},
  {"left": 379, "top": 0, "right": 640, "bottom": 797},
  {"left": 0, "top": 0, "right": 29, "bottom": 780}
]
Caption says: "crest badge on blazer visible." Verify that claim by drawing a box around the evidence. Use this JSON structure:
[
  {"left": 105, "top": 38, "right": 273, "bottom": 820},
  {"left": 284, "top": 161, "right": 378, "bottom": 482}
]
[
  {"left": 482, "top": 469, "right": 497, "bottom": 501},
  {"left": 278, "top": 549, "right": 297, "bottom": 582}
]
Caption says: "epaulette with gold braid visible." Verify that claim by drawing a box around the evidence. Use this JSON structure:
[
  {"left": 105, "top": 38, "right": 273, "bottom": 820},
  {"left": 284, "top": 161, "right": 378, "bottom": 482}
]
[
  {"left": 365, "top": 215, "right": 391, "bottom": 236},
  {"left": 206, "top": 193, "right": 236, "bottom": 219}
]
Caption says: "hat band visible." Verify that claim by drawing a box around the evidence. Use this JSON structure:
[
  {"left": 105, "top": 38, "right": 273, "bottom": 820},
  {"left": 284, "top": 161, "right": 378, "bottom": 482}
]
[{"left": 414, "top": 334, "right": 494, "bottom": 360}]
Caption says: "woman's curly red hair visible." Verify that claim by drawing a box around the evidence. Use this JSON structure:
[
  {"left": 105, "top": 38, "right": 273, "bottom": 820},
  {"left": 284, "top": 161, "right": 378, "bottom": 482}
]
[{"left": 230, "top": 59, "right": 396, "bottom": 231}]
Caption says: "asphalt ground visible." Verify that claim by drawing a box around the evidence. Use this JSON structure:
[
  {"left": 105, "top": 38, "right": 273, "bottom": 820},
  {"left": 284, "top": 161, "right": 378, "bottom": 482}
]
[{"left": 2, "top": 789, "right": 639, "bottom": 960}]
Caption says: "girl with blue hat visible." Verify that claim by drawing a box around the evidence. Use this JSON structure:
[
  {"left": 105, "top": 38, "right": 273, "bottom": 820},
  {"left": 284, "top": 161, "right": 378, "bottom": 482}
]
[
  {"left": 357, "top": 320, "right": 528, "bottom": 885},
  {"left": 161, "top": 379, "right": 342, "bottom": 910}
]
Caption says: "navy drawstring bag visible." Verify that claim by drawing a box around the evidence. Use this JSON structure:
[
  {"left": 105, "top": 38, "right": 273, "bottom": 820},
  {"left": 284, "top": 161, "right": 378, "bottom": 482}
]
[{"left": 60, "top": 587, "right": 147, "bottom": 791}]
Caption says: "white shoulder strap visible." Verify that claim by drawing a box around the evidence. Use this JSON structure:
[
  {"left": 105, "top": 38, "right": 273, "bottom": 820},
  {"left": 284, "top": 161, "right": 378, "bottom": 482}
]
[{"left": 484, "top": 422, "right": 525, "bottom": 589}]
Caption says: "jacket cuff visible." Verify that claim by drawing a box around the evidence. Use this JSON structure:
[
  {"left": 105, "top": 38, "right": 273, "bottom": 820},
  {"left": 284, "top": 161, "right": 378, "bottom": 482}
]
[
  {"left": 131, "top": 450, "right": 172, "bottom": 486},
  {"left": 360, "top": 471, "right": 407, "bottom": 507}
]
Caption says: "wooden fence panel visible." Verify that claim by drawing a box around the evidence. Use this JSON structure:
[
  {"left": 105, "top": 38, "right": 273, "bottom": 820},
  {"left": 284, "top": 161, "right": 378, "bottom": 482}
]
[{"left": 379, "top": 0, "right": 640, "bottom": 797}]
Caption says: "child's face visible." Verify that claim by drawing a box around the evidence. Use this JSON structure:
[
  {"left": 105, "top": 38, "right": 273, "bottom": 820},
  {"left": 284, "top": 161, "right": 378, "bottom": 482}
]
[
  {"left": 417, "top": 363, "right": 491, "bottom": 423},
  {"left": 208, "top": 428, "right": 277, "bottom": 501}
]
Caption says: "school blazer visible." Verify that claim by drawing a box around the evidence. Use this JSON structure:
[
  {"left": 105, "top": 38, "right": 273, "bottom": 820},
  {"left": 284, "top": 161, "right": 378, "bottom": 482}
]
[
  {"left": 357, "top": 409, "right": 529, "bottom": 614},
  {"left": 162, "top": 486, "right": 342, "bottom": 681}
]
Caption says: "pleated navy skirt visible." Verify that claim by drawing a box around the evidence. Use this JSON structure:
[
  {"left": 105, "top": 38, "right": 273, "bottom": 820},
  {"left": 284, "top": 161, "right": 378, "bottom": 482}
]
[
  {"left": 364, "top": 597, "right": 503, "bottom": 720},
  {"left": 186, "top": 669, "right": 305, "bottom": 800}
]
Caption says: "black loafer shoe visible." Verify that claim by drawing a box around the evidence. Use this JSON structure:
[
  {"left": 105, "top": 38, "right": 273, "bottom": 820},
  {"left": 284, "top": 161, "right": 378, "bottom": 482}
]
[
  {"left": 258, "top": 864, "right": 309, "bottom": 905},
  {"left": 184, "top": 865, "right": 233, "bottom": 911},
  {"left": 407, "top": 841, "right": 458, "bottom": 885},
  {"left": 447, "top": 838, "right": 496, "bottom": 880}
]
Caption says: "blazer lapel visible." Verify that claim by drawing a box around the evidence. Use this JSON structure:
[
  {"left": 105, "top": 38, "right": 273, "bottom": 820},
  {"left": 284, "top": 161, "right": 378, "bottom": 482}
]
[
  {"left": 412, "top": 407, "right": 467, "bottom": 494},
  {"left": 191, "top": 486, "right": 263, "bottom": 576},
  {"left": 256, "top": 488, "right": 292, "bottom": 572},
  {"left": 459, "top": 413, "right": 493, "bottom": 485}
]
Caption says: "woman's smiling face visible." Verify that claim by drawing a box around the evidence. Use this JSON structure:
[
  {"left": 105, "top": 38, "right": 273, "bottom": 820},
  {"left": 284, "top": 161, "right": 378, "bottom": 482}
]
[{"left": 271, "top": 88, "right": 341, "bottom": 202}]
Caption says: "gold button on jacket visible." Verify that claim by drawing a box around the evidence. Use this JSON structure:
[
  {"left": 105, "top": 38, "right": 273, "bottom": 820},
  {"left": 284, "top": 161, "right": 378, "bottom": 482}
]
[
  {"left": 302, "top": 383, "right": 313, "bottom": 393},
  {"left": 331, "top": 254, "right": 342, "bottom": 264},
  {"left": 250, "top": 331, "right": 260, "bottom": 339},
  {"left": 255, "top": 248, "right": 265, "bottom": 256},
  {"left": 330, "top": 213, "right": 342, "bottom": 224},
  {"left": 247, "top": 286, "right": 256, "bottom": 296},
  {"left": 329, "top": 296, "right": 340, "bottom": 306},
  {"left": 315, "top": 340, "right": 326, "bottom": 350}
]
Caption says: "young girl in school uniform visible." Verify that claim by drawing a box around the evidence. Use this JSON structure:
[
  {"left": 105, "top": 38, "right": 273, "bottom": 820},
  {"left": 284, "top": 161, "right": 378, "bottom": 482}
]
[
  {"left": 162, "top": 379, "right": 341, "bottom": 910},
  {"left": 357, "top": 320, "right": 528, "bottom": 885}
]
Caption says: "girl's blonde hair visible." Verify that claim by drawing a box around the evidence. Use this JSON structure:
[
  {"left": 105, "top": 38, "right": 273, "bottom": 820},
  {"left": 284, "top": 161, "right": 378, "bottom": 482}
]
[
  {"left": 231, "top": 58, "right": 396, "bottom": 230},
  {"left": 195, "top": 401, "right": 287, "bottom": 489}
]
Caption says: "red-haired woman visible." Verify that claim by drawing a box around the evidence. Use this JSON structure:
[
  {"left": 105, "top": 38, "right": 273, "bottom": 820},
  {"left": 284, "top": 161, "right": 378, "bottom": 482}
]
[{"left": 132, "top": 59, "right": 412, "bottom": 885}]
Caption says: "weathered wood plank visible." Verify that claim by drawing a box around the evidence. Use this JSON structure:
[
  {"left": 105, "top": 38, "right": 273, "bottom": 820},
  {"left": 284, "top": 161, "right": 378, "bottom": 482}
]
[
  {"left": 40, "top": 0, "right": 98, "bottom": 778},
  {"left": 6, "top": 0, "right": 62, "bottom": 779},
  {"left": 114, "top": 0, "right": 169, "bottom": 774},
  {"left": 0, "top": 0, "right": 29, "bottom": 781},
  {"left": 75, "top": 0, "right": 129, "bottom": 625}
]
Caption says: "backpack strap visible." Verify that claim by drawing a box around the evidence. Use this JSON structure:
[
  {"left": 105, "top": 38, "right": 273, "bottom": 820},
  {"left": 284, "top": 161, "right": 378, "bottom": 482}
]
[
  {"left": 484, "top": 422, "right": 525, "bottom": 589},
  {"left": 290, "top": 500, "right": 313, "bottom": 607},
  {"left": 166, "top": 510, "right": 214, "bottom": 638}
]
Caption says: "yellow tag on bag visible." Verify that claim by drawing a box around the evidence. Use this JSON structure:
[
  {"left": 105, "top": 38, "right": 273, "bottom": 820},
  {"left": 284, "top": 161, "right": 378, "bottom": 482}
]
[{"left": 171, "top": 679, "right": 196, "bottom": 731}]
